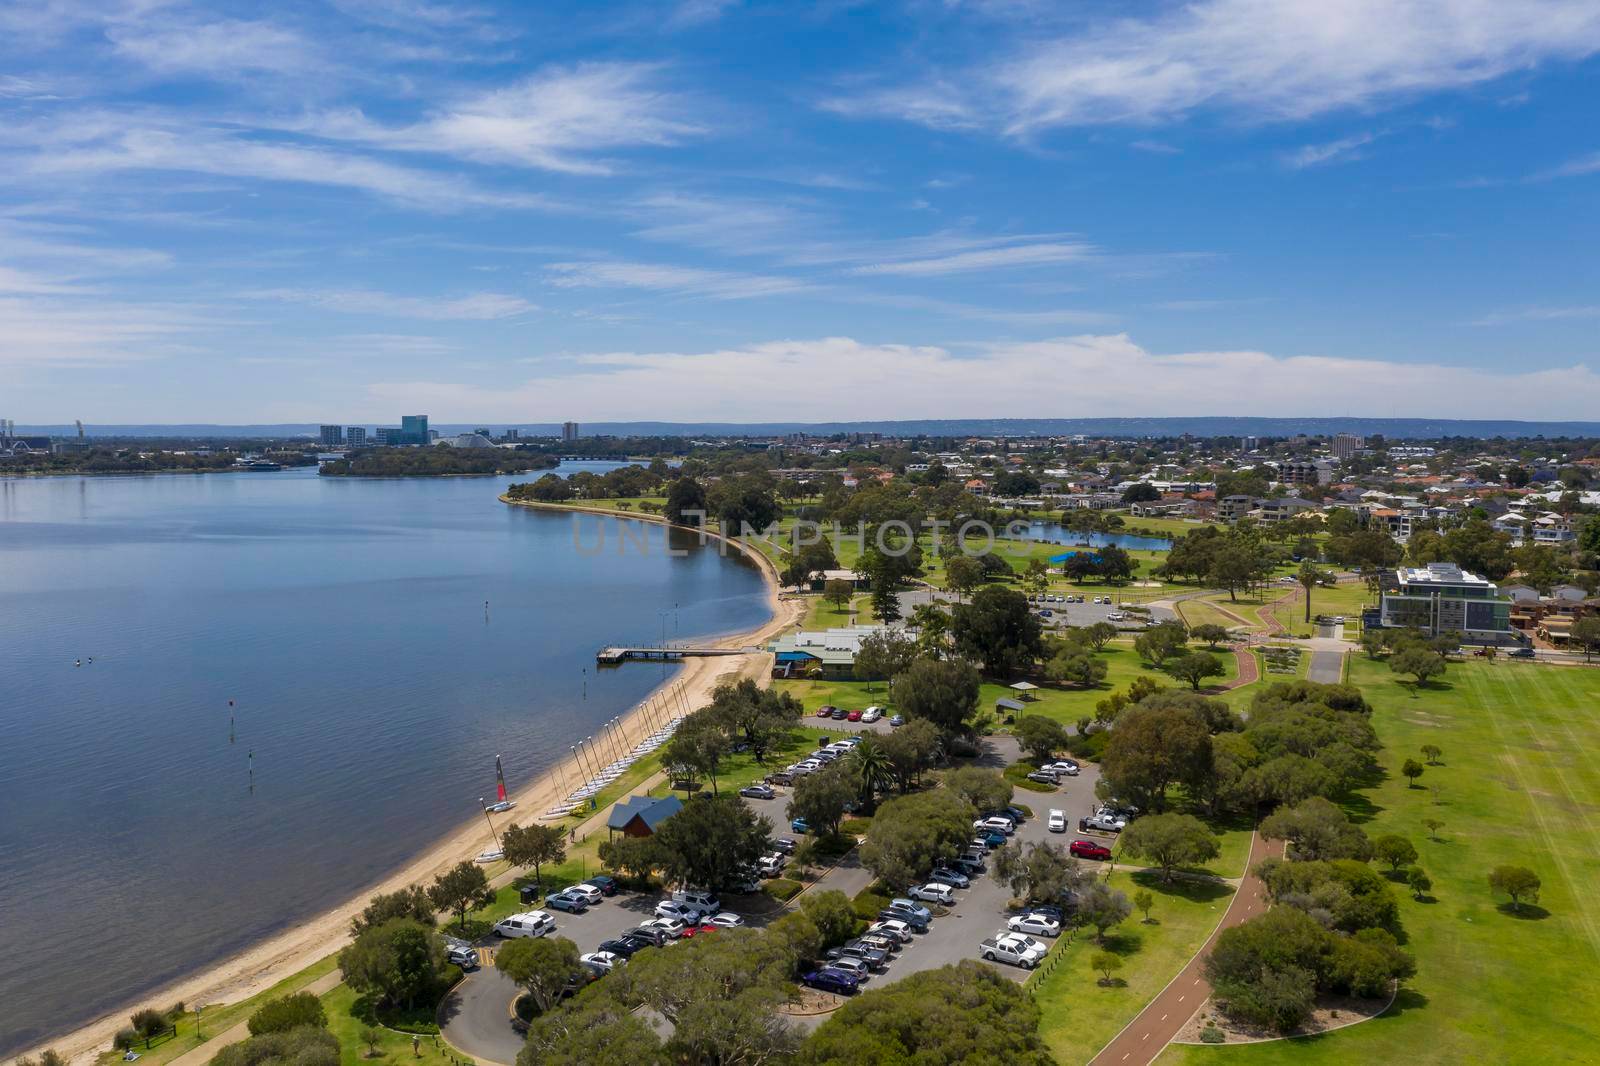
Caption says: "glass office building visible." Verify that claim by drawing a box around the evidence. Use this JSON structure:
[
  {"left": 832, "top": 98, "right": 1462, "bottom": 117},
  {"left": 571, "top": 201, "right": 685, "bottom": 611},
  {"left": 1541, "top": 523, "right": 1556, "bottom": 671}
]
[{"left": 1379, "top": 563, "right": 1512, "bottom": 639}]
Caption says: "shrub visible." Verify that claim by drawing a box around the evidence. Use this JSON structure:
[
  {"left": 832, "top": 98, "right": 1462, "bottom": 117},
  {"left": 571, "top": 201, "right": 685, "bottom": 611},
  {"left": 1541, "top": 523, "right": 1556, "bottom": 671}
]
[
  {"left": 213, "top": 1026, "right": 339, "bottom": 1066},
  {"left": 247, "top": 992, "right": 327, "bottom": 1036},
  {"left": 113, "top": 1029, "right": 138, "bottom": 1051},
  {"left": 765, "top": 878, "right": 803, "bottom": 902},
  {"left": 1200, "top": 1025, "right": 1226, "bottom": 1044},
  {"left": 130, "top": 1008, "right": 168, "bottom": 1037}
]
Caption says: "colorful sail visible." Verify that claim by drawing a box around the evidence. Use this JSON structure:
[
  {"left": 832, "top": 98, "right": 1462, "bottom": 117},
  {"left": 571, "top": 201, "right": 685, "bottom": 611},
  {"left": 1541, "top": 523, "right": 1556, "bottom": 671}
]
[{"left": 495, "top": 755, "right": 507, "bottom": 803}]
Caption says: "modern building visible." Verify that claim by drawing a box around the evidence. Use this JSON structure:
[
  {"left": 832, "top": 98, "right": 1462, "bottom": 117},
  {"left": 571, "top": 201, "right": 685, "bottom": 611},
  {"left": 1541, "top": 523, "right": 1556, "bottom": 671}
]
[
  {"left": 768, "top": 624, "right": 910, "bottom": 680},
  {"left": 319, "top": 424, "right": 343, "bottom": 447},
  {"left": 373, "top": 427, "right": 400, "bottom": 446},
  {"left": 346, "top": 426, "right": 366, "bottom": 447},
  {"left": 439, "top": 432, "right": 495, "bottom": 448},
  {"left": 1274, "top": 460, "right": 1336, "bottom": 486},
  {"left": 562, "top": 421, "right": 580, "bottom": 442},
  {"left": 1378, "top": 563, "right": 1512, "bottom": 640},
  {"left": 1332, "top": 433, "right": 1365, "bottom": 460},
  {"left": 400, "top": 415, "right": 429, "bottom": 445}
]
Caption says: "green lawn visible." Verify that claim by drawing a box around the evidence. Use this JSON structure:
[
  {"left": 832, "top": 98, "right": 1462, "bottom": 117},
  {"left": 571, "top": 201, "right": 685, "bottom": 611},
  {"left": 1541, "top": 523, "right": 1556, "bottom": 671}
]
[
  {"left": 1160, "top": 658, "right": 1600, "bottom": 1065},
  {"left": 1265, "top": 580, "right": 1372, "bottom": 638},
  {"left": 1034, "top": 870, "right": 1235, "bottom": 1063},
  {"left": 322, "top": 983, "right": 472, "bottom": 1066}
]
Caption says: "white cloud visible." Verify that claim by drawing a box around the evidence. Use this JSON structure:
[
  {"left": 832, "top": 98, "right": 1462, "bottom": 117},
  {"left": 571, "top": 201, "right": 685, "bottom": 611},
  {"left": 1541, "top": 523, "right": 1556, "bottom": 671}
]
[
  {"left": 1282, "top": 132, "right": 1377, "bottom": 169},
  {"left": 1469, "top": 305, "right": 1600, "bottom": 325},
  {"left": 546, "top": 260, "right": 814, "bottom": 300},
  {"left": 108, "top": 18, "right": 318, "bottom": 77},
  {"left": 847, "top": 240, "right": 1094, "bottom": 277},
  {"left": 0, "top": 296, "right": 217, "bottom": 366},
  {"left": 670, "top": 0, "right": 740, "bottom": 27},
  {"left": 299, "top": 63, "right": 704, "bottom": 175},
  {"left": 361, "top": 333, "right": 1600, "bottom": 421},
  {"left": 1130, "top": 140, "right": 1182, "bottom": 155},
  {"left": 1536, "top": 150, "right": 1600, "bottom": 180},
  {"left": 246, "top": 288, "right": 535, "bottom": 319},
  {"left": 831, "top": 0, "right": 1600, "bottom": 134}
]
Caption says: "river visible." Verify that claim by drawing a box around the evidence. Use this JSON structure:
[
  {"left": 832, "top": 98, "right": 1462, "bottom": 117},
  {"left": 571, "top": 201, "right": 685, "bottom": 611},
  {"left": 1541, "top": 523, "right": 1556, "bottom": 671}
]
[{"left": 0, "top": 463, "right": 770, "bottom": 1054}]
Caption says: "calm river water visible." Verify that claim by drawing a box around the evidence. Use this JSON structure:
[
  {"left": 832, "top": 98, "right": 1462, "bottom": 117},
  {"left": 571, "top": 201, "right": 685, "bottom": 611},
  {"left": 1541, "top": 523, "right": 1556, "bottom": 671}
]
[{"left": 0, "top": 464, "right": 770, "bottom": 1053}]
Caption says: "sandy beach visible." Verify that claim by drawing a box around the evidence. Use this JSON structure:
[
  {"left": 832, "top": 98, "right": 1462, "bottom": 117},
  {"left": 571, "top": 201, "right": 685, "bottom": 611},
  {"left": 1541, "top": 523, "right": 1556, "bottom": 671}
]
[{"left": 27, "top": 502, "right": 801, "bottom": 1066}]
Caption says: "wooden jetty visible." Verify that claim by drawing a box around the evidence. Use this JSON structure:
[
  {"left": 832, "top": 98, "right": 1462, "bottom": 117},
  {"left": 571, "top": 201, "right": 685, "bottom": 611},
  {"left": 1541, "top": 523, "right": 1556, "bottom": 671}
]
[{"left": 596, "top": 645, "right": 753, "bottom": 665}]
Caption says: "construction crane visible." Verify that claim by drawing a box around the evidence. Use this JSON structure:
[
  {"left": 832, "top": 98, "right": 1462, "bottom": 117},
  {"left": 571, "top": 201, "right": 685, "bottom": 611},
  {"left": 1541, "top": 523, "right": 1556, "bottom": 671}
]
[{"left": 75, "top": 419, "right": 84, "bottom": 438}]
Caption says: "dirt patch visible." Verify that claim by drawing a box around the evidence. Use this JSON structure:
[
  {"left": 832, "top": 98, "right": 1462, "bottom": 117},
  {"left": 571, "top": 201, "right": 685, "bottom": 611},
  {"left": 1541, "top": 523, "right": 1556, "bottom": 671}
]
[
  {"left": 1174, "top": 989, "right": 1393, "bottom": 1044},
  {"left": 779, "top": 987, "right": 846, "bottom": 1017}
]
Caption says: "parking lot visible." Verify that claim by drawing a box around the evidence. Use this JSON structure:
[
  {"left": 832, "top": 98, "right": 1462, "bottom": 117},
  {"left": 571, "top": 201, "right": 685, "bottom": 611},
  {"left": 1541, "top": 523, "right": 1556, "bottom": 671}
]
[{"left": 442, "top": 733, "right": 1116, "bottom": 1060}]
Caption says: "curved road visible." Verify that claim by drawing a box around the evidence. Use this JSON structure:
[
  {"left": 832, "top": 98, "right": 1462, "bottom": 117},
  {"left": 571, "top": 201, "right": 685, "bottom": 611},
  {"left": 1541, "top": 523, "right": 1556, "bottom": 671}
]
[{"left": 440, "top": 964, "right": 524, "bottom": 1065}]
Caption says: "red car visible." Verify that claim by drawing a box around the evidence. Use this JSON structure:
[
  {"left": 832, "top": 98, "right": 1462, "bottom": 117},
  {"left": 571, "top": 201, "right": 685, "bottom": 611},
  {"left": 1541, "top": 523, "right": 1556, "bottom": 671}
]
[
  {"left": 1070, "top": 839, "right": 1113, "bottom": 861},
  {"left": 846, "top": 709, "right": 863, "bottom": 722},
  {"left": 692, "top": 923, "right": 720, "bottom": 935},
  {"left": 816, "top": 705, "right": 836, "bottom": 718}
]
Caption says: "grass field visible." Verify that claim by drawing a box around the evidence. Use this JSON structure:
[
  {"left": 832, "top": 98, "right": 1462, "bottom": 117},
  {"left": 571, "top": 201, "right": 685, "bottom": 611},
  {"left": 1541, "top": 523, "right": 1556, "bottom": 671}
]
[
  {"left": 1265, "top": 580, "right": 1372, "bottom": 638},
  {"left": 1160, "top": 658, "right": 1600, "bottom": 1065},
  {"left": 322, "top": 983, "right": 466, "bottom": 1066},
  {"left": 1034, "top": 870, "right": 1235, "bottom": 1063}
]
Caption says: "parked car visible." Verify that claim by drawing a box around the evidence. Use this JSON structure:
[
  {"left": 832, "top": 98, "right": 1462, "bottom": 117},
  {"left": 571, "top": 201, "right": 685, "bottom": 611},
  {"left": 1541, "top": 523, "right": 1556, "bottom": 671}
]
[
  {"left": 739, "top": 783, "right": 776, "bottom": 800},
  {"left": 597, "top": 937, "right": 645, "bottom": 958},
  {"left": 705, "top": 912, "right": 744, "bottom": 928},
  {"left": 889, "top": 714, "right": 905, "bottom": 727},
  {"left": 974, "top": 816, "right": 1016, "bottom": 836},
  {"left": 856, "top": 931, "right": 900, "bottom": 955},
  {"left": 772, "top": 836, "right": 797, "bottom": 854},
  {"left": 672, "top": 889, "right": 721, "bottom": 915},
  {"left": 1041, "top": 760, "right": 1080, "bottom": 776},
  {"left": 583, "top": 875, "right": 618, "bottom": 897},
  {"left": 1081, "top": 811, "right": 1126, "bottom": 833},
  {"left": 861, "top": 706, "right": 882, "bottom": 723},
  {"left": 1510, "top": 646, "right": 1537, "bottom": 658},
  {"left": 802, "top": 967, "right": 859, "bottom": 995},
  {"left": 565, "top": 883, "right": 603, "bottom": 905},
  {"left": 579, "top": 950, "right": 625, "bottom": 974},
  {"left": 494, "top": 911, "right": 555, "bottom": 939},
  {"left": 758, "top": 854, "right": 787, "bottom": 877},
  {"left": 1027, "top": 770, "right": 1060, "bottom": 787},
  {"left": 816, "top": 705, "right": 836, "bottom": 718},
  {"left": 908, "top": 882, "right": 955, "bottom": 905},
  {"left": 1023, "top": 904, "right": 1065, "bottom": 924},
  {"left": 821, "top": 955, "right": 870, "bottom": 982},
  {"left": 827, "top": 941, "right": 889, "bottom": 971},
  {"left": 929, "top": 867, "right": 970, "bottom": 889},
  {"left": 878, "top": 908, "right": 929, "bottom": 932},
  {"left": 546, "top": 888, "right": 590, "bottom": 913},
  {"left": 830, "top": 707, "right": 849, "bottom": 720},
  {"left": 847, "top": 709, "right": 863, "bottom": 722},
  {"left": 978, "top": 829, "right": 1008, "bottom": 848},
  {"left": 766, "top": 771, "right": 795, "bottom": 786},
  {"left": 866, "top": 918, "right": 915, "bottom": 943},
  {"left": 979, "top": 933, "right": 1046, "bottom": 969},
  {"left": 641, "top": 916, "right": 688, "bottom": 939},
  {"left": 445, "top": 944, "right": 479, "bottom": 971},
  {"left": 654, "top": 900, "right": 703, "bottom": 922},
  {"left": 1047, "top": 809, "right": 1066, "bottom": 833},
  {"left": 791, "top": 817, "right": 811, "bottom": 834},
  {"left": 952, "top": 856, "right": 984, "bottom": 877},
  {"left": 1008, "top": 913, "right": 1062, "bottom": 937},
  {"left": 1070, "top": 839, "right": 1113, "bottom": 860}
]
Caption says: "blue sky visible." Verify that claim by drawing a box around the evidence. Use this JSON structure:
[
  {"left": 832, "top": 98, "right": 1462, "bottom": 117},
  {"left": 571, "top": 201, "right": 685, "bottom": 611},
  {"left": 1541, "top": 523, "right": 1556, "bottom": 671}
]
[{"left": 3, "top": 0, "right": 1599, "bottom": 424}]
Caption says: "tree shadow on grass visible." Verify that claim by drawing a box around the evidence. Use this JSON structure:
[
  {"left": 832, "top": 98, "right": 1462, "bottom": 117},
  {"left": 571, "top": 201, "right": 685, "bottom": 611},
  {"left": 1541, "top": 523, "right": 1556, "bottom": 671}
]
[
  {"left": 1496, "top": 902, "right": 1551, "bottom": 920},
  {"left": 1128, "top": 868, "right": 1232, "bottom": 905},
  {"left": 1099, "top": 928, "right": 1145, "bottom": 957}
]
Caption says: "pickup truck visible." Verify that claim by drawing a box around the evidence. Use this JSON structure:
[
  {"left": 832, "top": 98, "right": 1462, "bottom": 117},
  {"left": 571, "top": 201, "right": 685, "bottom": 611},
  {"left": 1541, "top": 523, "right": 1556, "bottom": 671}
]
[
  {"left": 979, "top": 933, "right": 1046, "bottom": 969},
  {"left": 1080, "top": 811, "right": 1126, "bottom": 833}
]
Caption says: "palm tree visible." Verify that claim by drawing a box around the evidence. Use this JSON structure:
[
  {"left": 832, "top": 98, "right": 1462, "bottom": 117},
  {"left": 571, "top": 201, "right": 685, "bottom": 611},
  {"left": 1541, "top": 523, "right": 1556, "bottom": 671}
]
[
  {"left": 848, "top": 738, "right": 893, "bottom": 808},
  {"left": 1297, "top": 561, "right": 1328, "bottom": 624}
]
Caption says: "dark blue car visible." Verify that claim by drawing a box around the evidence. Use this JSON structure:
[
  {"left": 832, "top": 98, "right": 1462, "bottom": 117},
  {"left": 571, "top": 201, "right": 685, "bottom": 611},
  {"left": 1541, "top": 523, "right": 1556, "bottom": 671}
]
[
  {"left": 802, "top": 967, "right": 859, "bottom": 995},
  {"left": 584, "top": 875, "right": 619, "bottom": 896}
]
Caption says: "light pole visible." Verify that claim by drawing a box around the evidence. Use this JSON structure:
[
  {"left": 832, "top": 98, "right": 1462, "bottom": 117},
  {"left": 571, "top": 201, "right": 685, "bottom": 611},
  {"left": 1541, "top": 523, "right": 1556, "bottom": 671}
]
[{"left": 479, "top": 798, "right": 502, "bottom": 852}]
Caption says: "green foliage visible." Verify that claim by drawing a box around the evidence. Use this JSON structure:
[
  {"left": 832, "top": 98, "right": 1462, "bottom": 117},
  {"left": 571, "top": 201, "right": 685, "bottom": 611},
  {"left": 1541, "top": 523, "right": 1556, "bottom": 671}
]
[
  {"left": 1389, "top": 647, "right": 1445, "bottom": 689},
  {"left": 518, "top": 1003, "right": 671, "bottom": 1066},
  {"left": 1406, "top": 866, "right": 1432, "bottom": 900},
  {"left": 893, "top": 656, "right": 982, "bottom": 735},
  {"left": 1260, "top": 797, "right": 1373, "bottom": 862},
  {"left": 502, "top": 822, "right": 567, "bottom": 889},
  {"left": 799, "top": 890, "right": 859, "bottom": 951},
  {"left": 1076, "top": 881, "right": 1134, "bottom": 942},
  {"left": 1099, "top": 697, "right": 1213, "bottom": 813},
  {"left": 338, "top": 918, "right": 448, "bottom": 1012},
  {"left": 1487, "top": 865, "right": 1542, "bottom": 911},
  {"left": 426, "top": 861, "right": 495, "bottom": 932},
  {"left": 1163, "top": 650, "right": 1226, "bottom": 691},
  {"left": 1189, "top": 623, "right": 1230, "bottom": 648},
  {"left": 860, "top": 789, "right": 975, "bottom": 890},
  {"left": 1134, "top": 621, "right": 1190, "bottom": 666},
  {"left": 1118, "top": 813, "right": 1222, "bottom": 881},
  {"left": 1091, "top": 950, "right": 1124, "bottom": 984},
  {"left": 351, "top": 885, "right": 435, "bottom": 936},
  {"left": 329, "top": 448, "right": 555, "bottom": 477},
  {"left": 496, "top": 935, "right": 585, "bottom": 1015},
  {"left": 1401, "top": 758, "right": 1425, "bottom": 787},
  {"left": 822, "top": 578, "right": 854, "bottom": 610},
  {"left": 1014, "top": 714, "right": 1070, "bottom": 763},
  {"left": 246, "top": 992, "right": 326, "bottom": 1036},
  {"left": 664, "top": 477, "right": 708, "bottom": 525},
  {"left": 650, "top": 792, "right": 773, "bottom": 891},
  {"left": 801, "top": 961, "right": 1054, "bottom": 1066},
  {"left": 1254, "top": 857, "right": 1400, "bottom": 933},
  {"left": 1133, "top": 889, "right": 1155, "bottom": 922},
  {"left": 704, "top": 677, "right": 803, "bottom": 763},
  {"left": 950, "top": 586, "right": 1044, "bottom": 675},
  {"left": 943, "top": 765, "right": 1012, "bottom": 813},
  {"left": 853, "top": 628, "right": 918, "bottom": 686},
  {"left": 1043, "top": 646, "right": 1109, "bottom": 688},
  {"left": 790, "top": 763, "right": 855, "bottom": 838},
  {"left": 598, "top": 833, "right": 663, "bottom": 884},
  {"left": 1373, "top": 834, "right": 1419, "bottom": 872},
  {"left": 212, "top": 1026, "right": 340, "bottom": 1066}
]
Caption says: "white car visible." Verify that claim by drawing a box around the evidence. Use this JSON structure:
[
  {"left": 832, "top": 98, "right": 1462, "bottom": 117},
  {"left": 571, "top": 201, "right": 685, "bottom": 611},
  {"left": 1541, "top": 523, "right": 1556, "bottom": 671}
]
[
  {"left": 1041, "top": 761, "right": 1080, "bottom": 776},
  {"left": 908, "top": 882, "right": 955, "bottom": 905},
  {"left": 1047, "top": 809, "right": 1066, "bottom": 833},
  {"left": 641, "top": 916, "right": 688, "bottom": 939},
  {"left": 672, "top": 890, "right": 721, "bottom": 915},
  {"left": 974, "top": 816, "right": 1015, "bottom": 836},
  {"left": 979, "top": 932, "right": 1046, "bottom": 969},
  {"left": 493, "top": 911, "right": 554, "bottom": 939},
  {"left": 706, "top": 912, "right": 744, "bottom": 928},
  {"left": 1008, "top": 913, "right": 1062, "bottom": 937},
  {"left": 1008, "top": 932, "right": 1050, "bottom": 955},
  {"left": 866, "top": 918, "right": 914, "bottom": 943},
  {"left": 653, "top": 900, "right": 702, "bottom": 923},
  {"left": 566, "top": 883, "right": 604, "bottom": 905},
  {"left": 580, "top": 950, "right": 625, "bottom": 973},
  {"left": 758, "top": 854, "right": 786, "bottom": 877},
  {"left": 861, "top": 706, "right": 883, "bottom": 723}
]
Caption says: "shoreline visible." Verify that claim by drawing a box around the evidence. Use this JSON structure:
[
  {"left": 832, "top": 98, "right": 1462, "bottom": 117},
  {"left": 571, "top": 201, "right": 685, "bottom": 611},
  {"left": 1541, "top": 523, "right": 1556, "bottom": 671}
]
[{"left": 24, "top": 502, "right": 800, "bottom": 1066}]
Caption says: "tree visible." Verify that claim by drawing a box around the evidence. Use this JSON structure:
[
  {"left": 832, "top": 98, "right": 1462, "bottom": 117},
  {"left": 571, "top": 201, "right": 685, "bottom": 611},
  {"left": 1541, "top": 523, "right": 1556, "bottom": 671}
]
[
  {"left": 878, "top": 717, "right": 943, "bottom": 791},
  {"left": 894, "top": 656, "right": 982, "bottom": 735},
  {"left": 1488, "top": 865, "right": 1542, "bottom": 912},
  {"left": 1134, "top": 621, "right": 1190, "bottom": 667},
  {"left": 1117, "top": 813, "right": 1221, "bottom": 882},
  {"left": 661, "top": 714, "right": 727, "bottom": 794},
  {"left": 664, "top": 477, "right": 708, "bottom": 526},
  {"left": 823, "top": 578, "right": 854, "bottom": 612},
  {"left": 339, "top": 918, "right": 447, "bottom": 1011},
  {"left": 1163, "top": 651, "right": 1226, "bottom": 691},
  {"left": 1189, "top": 623, "right": 1230, "bottom": 649},
  {"left": 502, "top": 823, "right": 566, "bottom": 897},
  {"left": 854, "top": 628, "right": 918, "bottom": 688},
  {"left": 351, "top": 886, "right": 435, "bottom": 936},
  {"left": 1015, "top": 715, "right": 1070, "bottom": 763},
  {"left": 1076, "top": 881, "right": 1133, "bottom": 943},
  {"left": 1044, "top": 646, "right": 1109, "bottom": 688},
  {"left": 705, "top": 678, "right": 802, "bottom": 763},
  {"left": 1099, "top": 700, "right": 1213, "bottom": 813},
  {"left": 1390, "top": 647, "right": 1444, "bottom": 692},
  {"left": 361, "top": 1026, "right": 382, "bottom": 1057},
  {"left": 950, "top": 586, "right": 1044, "bottom": 675},
  {"left": 1209, "top": 540, "right": 1270, "bottom": 603},
  {"left": 944, "top": 554, "right": 986, "bottom": 602},
  {"left": 427, "top": 862, "right": 494, "bottom": 933},
  {"left": 496, "top": 935, "right": 586, "bottom": 1016},
  {"left": 598, "top": 833, "right": 664, "bottom": 883},
  {"left": 1420, "top": 743, "right": 1442, "bottom": 765},
  {"left": 1571, "top": 616, "right": 1600, "bottom": 663},
  {"left": 800, "top": 961, "right": 1054, "bottom": 1066},
  {"left": 1401, "top": 758, "right": 1425, "bottom": 788},
  {"left": 846, "top": 737, "right": 894, "bottom": 806},
  {"left": 650, "top": 793, "right": 773, "bottom": 890},
  {"left": 214, "top": 1028, "right": 340, "bottom": 1066},
  {"left": 247, "top": 992, "right": 326, "bottom": 1036},
  {"left": 1081, "top": 621, "right": 1119, "bottom": 651},
  {"left": 790, "top": 763, "right": 855, "bottom": 838},
  {"left": 943, "top": 766, "right": 1012, "bottom": 814},
  {"left": 1122, "top": 482, "right": 1161, "bottom": 503},
  {"left": 1260, "top": 797, "right": 1372, "bottom": 861},
  {"left": 800, "top": 890, "right": 859, "bottom": 951},
  {"left": 861, "top": 790, "right": 975, "bottom": 891},
  {"left": 1423, "top": 817, "right": 1444, "bottom": 842},
  {"left": 1296, "top": 562, "right": 1330, "bottom": 623},
  {"left": 1406, "top": 866, "right": 1432, "bottom": 900},
  {"left": 1372, "top": 834, "right": 1418, "bottom": 872},
  {"left": 1091, "top": 951, "right": 1124, "bottom": 985},
  {"left": 1133, "top": 889, "right": 1155, "bottom": 923}
]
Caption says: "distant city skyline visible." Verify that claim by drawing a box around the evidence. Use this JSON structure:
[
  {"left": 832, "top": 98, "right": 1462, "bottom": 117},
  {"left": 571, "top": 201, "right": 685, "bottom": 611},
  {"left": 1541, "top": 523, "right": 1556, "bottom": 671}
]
[{"left": 3, "top": 1, "right": 1599, "bottom": 421}]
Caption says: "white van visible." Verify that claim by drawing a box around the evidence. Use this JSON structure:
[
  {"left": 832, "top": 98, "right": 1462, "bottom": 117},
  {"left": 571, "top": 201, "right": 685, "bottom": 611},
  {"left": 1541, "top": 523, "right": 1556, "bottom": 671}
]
[
  {"left": 494, "top": 911, "right": 555, "bottom": 939},
  {"left": 671, "top": 889, "right": 721, "bottom": 916}
]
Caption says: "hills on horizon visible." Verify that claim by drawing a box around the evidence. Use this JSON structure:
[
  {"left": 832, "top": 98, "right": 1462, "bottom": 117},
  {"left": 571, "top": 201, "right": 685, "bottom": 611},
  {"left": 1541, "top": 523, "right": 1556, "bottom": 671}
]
[{"left": 13, "top": 416, "right": 1600, "bottom": 440}]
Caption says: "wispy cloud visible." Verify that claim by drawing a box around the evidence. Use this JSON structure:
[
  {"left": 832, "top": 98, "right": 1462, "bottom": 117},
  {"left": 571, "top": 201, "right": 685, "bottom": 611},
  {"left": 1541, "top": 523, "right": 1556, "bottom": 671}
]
[
  {"left": 1469, "top": 305, "right": 1600, "bottom": 326},
  {"left": 1282, "top": 132, "right": 1376, "bottom": 169},
  {"left": 245, "top": 288, "right": 536, "bottom": 319},
  {"left": 1130, "top": 139, "right": 1182, "bottom": 155},
  {"left": 848, "top": 240, "right": 1094, "bottom": 277},
  {"left": 107, "top": 18, "right": 321, "bottom": 78},
  {"left": 829, "top": 0, "right": 1600, "bottom": 134},
  {"left": 546, "top": 260, "right": 814, "bottom": 300},
  {"left": 1533, "top": 150, "right": 1600, "bottom": 180}
]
